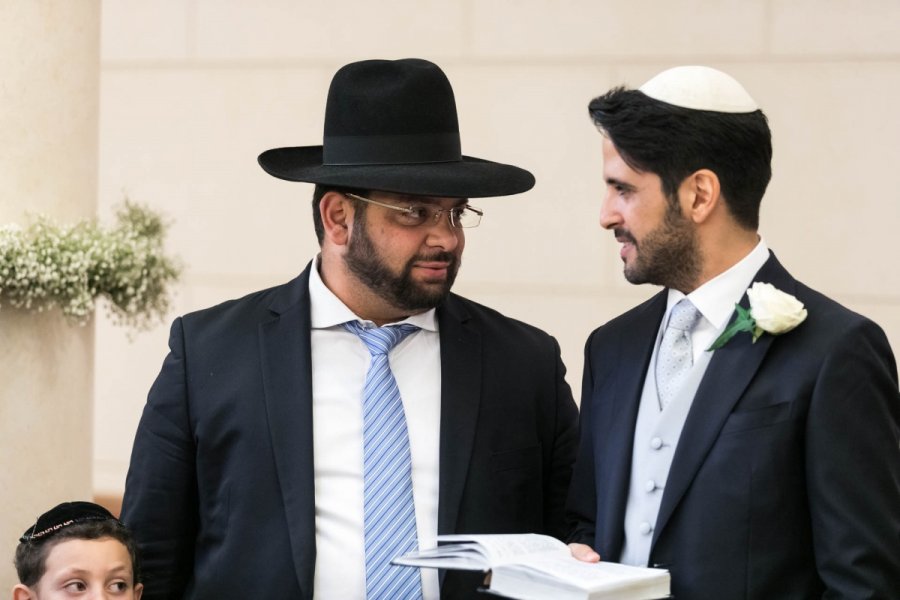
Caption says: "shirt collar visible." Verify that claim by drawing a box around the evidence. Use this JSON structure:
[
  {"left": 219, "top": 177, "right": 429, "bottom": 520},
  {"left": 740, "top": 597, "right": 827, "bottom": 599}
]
[
  {"left": 308, "top": 255, "right": 438, "bottom": 332},
  {"left": 667, "top": 238, "right": 770, "bottom": 330}
]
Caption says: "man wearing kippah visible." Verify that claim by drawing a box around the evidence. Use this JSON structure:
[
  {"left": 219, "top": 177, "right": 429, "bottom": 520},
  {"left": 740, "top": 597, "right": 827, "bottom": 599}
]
[
  {"left": 121, "top": 58, "right": 578, "bottom": 599},
  {"left": 567, "top": 66, "right": 900, "bottom": 598}
]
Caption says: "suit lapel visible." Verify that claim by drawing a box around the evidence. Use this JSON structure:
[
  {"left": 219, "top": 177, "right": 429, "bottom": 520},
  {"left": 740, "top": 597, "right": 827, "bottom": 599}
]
[
  {"left": 435, "top": 295, "right": 482, "bottom": 536},
  {"left": 259, "top": 265, "right": 316, "bottom": 597},
  {"left": 653, "top": 255, "right": 795, "bottom": 545},
  {"left": 597, "top": 292, "right": 667, "bottom": 557}
]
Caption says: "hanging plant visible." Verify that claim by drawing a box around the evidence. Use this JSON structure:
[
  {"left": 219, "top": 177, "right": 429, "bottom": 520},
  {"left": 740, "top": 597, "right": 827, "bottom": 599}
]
[{"left": 0, "top": 200, "right": 181, "bottom": 331}]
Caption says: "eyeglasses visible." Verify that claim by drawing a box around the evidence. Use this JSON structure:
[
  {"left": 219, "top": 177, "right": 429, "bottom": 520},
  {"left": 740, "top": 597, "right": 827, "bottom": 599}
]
[{"left": 346, "top": 193, "right": 483, "bottom": 229}]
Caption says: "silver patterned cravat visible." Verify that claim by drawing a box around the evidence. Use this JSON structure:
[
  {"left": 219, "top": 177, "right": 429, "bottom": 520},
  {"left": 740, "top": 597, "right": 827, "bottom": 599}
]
[{"left": 655, "top": 299, "right": 702, "bottom": 409}]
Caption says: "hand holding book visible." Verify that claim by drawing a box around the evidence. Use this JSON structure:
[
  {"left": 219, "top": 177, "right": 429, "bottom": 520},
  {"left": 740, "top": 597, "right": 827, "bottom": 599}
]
[{"left": 393, "top": 534, "right": 670, "bottom": 600}]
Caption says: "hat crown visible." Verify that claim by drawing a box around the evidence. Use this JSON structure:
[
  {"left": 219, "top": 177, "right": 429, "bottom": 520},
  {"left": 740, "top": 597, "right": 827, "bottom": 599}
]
[
  {"left": 322, "top": 58, "right": 462, "bottom": 165},
  {"left": 639, "top": 65, "right": 758, "bottom": 113},
  {"left": 325, "top": 59, "right": 459, "bottom": 136}
]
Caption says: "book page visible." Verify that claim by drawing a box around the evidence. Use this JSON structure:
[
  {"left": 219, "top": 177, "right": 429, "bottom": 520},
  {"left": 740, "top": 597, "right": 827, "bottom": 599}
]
[
  {"left": 393, "top": 543, "right": 490, "bottom": 570},
  {"left": 394, "top": 534, "right": 567, "bottom": 571},
  {"left": 436, "top": 534, "right": 567, "bottom": 564},
  {"left": 506, "top": 553, "right": 668, "bottom": 589}
]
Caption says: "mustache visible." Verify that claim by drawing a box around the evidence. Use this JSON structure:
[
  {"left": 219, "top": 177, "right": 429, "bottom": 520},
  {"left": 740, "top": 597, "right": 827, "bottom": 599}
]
[
  {"left": 413, "top": 251, "right": 458, "bottom": 264},
  {"left": 613, "top": 228, "right": 637, "bottom": 245}
]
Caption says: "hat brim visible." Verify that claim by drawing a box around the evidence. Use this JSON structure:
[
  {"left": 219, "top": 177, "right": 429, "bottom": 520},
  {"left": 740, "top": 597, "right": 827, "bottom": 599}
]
[{"left": 258, "top": 146, "right": 535, "bottom": 198}]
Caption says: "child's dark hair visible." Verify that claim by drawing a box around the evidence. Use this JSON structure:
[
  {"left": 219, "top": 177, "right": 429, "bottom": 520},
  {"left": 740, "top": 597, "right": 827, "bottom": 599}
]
[{"left": 14, "top": 502, "right": 141, "bottom": 587}]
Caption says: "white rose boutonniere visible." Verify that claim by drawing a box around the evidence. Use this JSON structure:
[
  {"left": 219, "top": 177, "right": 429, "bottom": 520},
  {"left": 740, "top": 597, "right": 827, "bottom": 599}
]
[{"left": 708, "top": 282, "right": 808, "bottom": 350}]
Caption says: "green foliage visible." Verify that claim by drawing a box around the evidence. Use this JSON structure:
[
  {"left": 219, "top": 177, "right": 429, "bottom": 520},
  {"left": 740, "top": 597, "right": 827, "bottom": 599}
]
[
  {"left": 0, "top": 201, "right": 181, "bottom": 331},
  {"left": 707, "top": 303, "right": 763, "bottom": 351}
]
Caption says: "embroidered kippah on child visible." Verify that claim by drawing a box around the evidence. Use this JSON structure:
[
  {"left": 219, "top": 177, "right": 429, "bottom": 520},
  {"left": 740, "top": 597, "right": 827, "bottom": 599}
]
[{"left": 19, "top": 501, "right": 119, "bottom": 543}]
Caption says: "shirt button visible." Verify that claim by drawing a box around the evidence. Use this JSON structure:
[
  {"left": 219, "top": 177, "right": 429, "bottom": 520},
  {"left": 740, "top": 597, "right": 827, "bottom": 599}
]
[
  {"left": 645, "top": 480, "right": 657, "bottom": 493},
  {"left": 650, "top": 437, "right": 663, "bottom": 450},
  {"left": 639, "top": 522, "right": 653, "bottom": 535}
]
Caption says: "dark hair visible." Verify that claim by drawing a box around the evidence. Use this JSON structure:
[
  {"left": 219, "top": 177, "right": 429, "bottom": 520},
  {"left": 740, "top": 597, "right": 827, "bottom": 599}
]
[
  {"left": 588, "top": 87, "right": 772, "bottom": 229},
  {"left": 14, "top": 519, "right": 141, "bottom": 587},
  {"left": 312, "top": 184, "right": 370, "bottom": 245}
]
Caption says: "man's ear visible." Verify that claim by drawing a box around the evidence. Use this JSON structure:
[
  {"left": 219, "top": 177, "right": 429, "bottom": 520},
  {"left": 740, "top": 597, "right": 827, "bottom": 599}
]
[
  {"left": 681, "top": 169, "right": 720, "bottom": 224},
  {"left": 319, "top": 191, "right": 353, "bottom": 246},
  {"left": 134, "top": 582, "right": 144, "bottom": 599},
  {"left": 12, "top": 584, "right": 36, "bottom": 600}
]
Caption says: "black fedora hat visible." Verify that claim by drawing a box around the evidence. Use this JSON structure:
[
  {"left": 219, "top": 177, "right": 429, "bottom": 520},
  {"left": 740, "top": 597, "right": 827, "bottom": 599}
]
[{"left": 258, "top": 58, "right": 535, "bottom": 198}]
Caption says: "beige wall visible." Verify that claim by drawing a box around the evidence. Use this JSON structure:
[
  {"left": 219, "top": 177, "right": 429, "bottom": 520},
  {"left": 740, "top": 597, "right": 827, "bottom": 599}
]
[
  {"left": 1, "top": 1, "right": 100, "bottom": 590},
  {"left": 94, "top": 0, "right": 900, "bottom": 495}
]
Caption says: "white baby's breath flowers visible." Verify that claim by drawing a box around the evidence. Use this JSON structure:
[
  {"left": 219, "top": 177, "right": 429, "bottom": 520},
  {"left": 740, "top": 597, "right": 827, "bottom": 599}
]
[{"left": 0, "top": 201, "right": 180, "bottom": 330}]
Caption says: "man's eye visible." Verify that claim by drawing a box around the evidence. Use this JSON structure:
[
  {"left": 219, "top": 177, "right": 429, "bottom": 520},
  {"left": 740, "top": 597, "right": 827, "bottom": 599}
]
[
  {"left": 109, "top": 581, "right": 129, "bottom": 592},
  {"left": 402, "top": 207, "right": 428, "bottom": 222}
]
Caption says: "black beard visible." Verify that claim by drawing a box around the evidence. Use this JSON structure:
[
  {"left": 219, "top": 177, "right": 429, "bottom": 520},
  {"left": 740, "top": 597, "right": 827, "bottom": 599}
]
[
  {"left": 620, "top": 201, "right": 701, "bottom": 292},
  {"left": 344, "top": 215, "right": 459, "bottom": 312}
]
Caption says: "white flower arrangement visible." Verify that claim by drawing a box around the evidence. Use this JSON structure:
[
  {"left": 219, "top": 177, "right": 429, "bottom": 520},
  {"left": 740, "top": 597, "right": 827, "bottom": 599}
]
[
  {"left": 709, "top": 282, "right": 808, "bottom": 350},
  {"left": 0, "top": 201, "right": 181, "bottom": 331}
]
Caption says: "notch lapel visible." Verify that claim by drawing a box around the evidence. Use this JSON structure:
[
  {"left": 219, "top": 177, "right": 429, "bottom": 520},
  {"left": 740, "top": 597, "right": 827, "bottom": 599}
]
[
  {"left": 259, "top": 266, "right": 316, "bottom": 598},
  {"left": 435, "top": 295, "right": 482, "bottom": 536},
  {"left": 653, "top": 255, "right": 795, "bottom": 546}
]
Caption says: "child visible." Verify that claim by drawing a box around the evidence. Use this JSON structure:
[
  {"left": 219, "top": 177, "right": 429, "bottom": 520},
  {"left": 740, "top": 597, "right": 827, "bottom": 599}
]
[{"left": 12, "top": 501, "right": 142, "bottom": 599}]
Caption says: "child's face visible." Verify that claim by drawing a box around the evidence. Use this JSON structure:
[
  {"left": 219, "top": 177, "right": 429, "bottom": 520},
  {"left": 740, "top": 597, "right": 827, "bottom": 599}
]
[{"left": 13, "top": 537, "right": 143, "bottom": 600}]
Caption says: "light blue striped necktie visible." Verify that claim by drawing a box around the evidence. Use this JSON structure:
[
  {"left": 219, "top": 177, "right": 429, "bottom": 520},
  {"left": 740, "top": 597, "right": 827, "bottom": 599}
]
[{"left": 343, "top": 320, "right": 424, "bottom": 600}]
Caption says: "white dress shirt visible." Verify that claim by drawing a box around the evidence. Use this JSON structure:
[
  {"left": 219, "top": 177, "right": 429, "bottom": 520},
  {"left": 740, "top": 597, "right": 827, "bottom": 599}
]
[
  {"left": 309, "top": 259, "right": 442, "bottom": 599},
  {"left": 620, "top": 239, "right": 770, "bottom": 566},
  {"left": 666, "top": 239, "right": 771, "bottom": 363}
]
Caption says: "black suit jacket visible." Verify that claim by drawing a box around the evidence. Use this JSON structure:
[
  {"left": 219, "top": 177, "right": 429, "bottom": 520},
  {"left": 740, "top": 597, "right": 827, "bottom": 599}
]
[
  {"left": 122, "top": 263, "right": 578, "bottom": 599},
  {"left": 567, "top": 255, "right": 900, "bottom": 599}
]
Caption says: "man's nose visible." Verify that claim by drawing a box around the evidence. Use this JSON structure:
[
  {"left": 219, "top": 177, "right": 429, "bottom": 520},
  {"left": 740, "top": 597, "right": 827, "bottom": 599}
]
[
  {"left": 424, "top": 213, "right": 461, "bottom": 249},
  {"left": 598, "top": 193, "right": 620, "bottom": 230}
]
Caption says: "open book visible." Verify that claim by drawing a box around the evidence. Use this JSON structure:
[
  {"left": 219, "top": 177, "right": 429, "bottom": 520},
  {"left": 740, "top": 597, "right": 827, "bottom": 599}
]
[{"left": 393, "top": 533, "right": 670, "bottom": 600}]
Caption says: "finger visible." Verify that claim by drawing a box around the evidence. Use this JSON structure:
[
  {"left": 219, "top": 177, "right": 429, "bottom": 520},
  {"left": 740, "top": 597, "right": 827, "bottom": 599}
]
[{"left": 568, "top": 543, "right": 601, "bottom": 563}]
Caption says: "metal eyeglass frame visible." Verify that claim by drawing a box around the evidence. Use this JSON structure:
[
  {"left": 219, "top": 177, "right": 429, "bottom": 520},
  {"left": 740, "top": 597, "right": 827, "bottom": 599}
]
[{"left": 345, "top": 192, "right": 483, "bottom": 228}]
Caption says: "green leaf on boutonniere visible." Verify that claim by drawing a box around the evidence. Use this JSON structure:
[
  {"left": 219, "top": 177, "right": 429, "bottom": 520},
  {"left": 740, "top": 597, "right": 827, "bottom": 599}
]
[{"left": 707, "top": 304, "right": 759, "bottom": 351}]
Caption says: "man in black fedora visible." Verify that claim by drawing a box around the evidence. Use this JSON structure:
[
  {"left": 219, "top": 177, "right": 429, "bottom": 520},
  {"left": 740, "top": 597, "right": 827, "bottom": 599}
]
[{"left": 121, "top": 58, "right": 578, "bottom": 599}]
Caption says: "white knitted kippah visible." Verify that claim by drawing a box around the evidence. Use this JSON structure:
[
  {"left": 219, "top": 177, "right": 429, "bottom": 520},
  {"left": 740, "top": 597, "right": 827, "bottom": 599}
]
[{"left": 639, "top": 65, "right": 758, "bottom": 113}]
